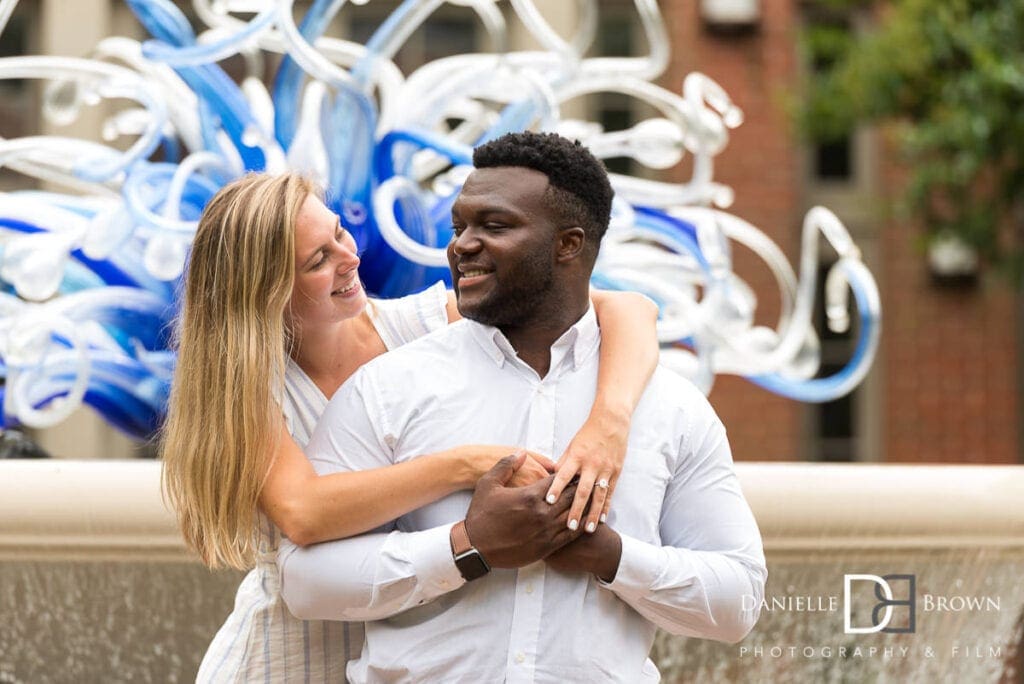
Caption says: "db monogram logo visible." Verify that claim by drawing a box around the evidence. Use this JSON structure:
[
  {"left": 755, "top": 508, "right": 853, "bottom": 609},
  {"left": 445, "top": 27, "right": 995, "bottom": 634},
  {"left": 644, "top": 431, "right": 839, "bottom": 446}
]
[{"left": 843, "top": 574, "right": 916, "bottom": 634}]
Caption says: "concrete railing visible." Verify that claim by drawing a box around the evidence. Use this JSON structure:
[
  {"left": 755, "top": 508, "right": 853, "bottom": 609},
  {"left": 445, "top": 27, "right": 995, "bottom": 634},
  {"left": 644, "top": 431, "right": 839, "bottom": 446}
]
[
  {"left": 738, "top": 463, "right": 1024, "bottom": 550},
  {"left": 1, "top": 460, "right": 1022, "bottom": 682},
  {"left": 2, "top": 460, "right": 1023, "bottom": 559}
]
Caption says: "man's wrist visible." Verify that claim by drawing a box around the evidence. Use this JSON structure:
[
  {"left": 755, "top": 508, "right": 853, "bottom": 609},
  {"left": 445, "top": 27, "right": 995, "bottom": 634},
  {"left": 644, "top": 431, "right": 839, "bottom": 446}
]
[
  {"left": 450, "top": 519, "right": 491, "bottom": 581},
  {"left": 590, "top": 527, "right": 623, "bottom": 583}
]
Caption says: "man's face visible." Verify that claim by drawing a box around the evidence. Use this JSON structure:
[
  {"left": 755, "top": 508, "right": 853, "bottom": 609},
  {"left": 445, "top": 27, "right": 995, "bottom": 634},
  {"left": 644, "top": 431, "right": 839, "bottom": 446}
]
[{"left": 447, "top": 166, "right": 559, "bottom": 328}]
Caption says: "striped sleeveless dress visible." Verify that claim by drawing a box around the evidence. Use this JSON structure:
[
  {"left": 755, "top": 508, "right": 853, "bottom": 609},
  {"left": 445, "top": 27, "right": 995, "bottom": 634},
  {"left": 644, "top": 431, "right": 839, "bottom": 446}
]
[{"left": 196, "top": 282, "right": 449, "bottom": 683}]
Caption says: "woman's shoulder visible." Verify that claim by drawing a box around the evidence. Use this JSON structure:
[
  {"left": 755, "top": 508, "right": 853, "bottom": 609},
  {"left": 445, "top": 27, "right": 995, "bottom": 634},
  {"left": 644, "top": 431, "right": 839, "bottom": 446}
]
[
  {"left": 367, "top": 281, "right": 449, "bottom": 350},
  {"left": 368, "top": 280, "right": 447, "bottom": 312}
]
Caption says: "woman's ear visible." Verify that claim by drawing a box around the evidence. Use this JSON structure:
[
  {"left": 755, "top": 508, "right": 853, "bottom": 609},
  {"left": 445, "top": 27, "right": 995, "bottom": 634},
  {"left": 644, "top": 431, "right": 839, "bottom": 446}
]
[{"left": 556, "top": 226, "right": 586, "bottom": 263}]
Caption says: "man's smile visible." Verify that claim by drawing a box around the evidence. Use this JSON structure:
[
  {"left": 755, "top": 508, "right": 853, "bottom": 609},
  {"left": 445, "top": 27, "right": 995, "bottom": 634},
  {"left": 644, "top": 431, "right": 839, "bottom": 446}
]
[{"left": 457, "top": 265, "right": 495, "bottom": 288}]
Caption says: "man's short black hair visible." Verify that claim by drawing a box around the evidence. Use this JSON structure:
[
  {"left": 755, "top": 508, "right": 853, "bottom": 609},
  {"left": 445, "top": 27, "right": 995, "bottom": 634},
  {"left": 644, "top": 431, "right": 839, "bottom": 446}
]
[{"left": 473, "top": 131, "right": 613, "bottom": 258}]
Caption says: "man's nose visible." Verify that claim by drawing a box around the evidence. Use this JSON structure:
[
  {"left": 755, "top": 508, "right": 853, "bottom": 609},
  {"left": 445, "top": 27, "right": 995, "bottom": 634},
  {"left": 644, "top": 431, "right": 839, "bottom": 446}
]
[{"left": 450, "top": 228, "right": 481, "bottom": 256}]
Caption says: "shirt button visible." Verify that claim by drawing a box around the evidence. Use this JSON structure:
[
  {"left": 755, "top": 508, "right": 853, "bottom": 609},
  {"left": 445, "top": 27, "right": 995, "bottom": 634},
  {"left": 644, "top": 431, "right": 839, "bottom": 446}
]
[
  {"left": 440, "top": 580, "right": 449, "bottom": 588},
  {"left": 525, "top": 583, "right": 534, "bottom": 594},
  {"left": 515, "top": 653, "right": 525, "bottom": 664}
]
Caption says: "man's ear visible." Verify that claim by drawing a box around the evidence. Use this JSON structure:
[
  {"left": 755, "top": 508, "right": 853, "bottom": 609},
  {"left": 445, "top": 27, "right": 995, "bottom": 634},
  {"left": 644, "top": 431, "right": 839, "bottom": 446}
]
[{"left": 555, "top": 226, "right": 586, "bottom": 263}]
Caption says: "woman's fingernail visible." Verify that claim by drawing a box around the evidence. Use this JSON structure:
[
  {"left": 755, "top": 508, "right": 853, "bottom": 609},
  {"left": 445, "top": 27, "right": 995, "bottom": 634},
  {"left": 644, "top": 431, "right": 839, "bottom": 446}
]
[
  {"left": 546, "top": 493, "right": 556, "bottom": 504},
  {"left": 600, "top": 513, "right": 607, "bottom": 523},
  {"left": 586, "top": 521, "right": 597, "bottom": 533},
  {"left": 568, "top": 519, "right": 579, "bottom": 531}
]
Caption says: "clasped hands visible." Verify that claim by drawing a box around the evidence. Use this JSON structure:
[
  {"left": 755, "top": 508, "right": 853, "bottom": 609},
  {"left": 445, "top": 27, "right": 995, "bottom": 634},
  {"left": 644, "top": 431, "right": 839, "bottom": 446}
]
[{"left": 463, "top": 452, "right": 622, "bottom": 583}]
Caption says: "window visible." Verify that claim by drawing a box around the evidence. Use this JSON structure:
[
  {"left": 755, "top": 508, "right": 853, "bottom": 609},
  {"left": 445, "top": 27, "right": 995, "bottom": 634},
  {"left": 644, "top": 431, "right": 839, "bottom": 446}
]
[
  {"left": 595, "top": 11, "right": 636, "bottom": 176},
  {"left": 347, "top": 3, "right": 478, "bottom": 75},
  {"left": 0, "top": 5, "right": 35, "bottom": 154},
  {"left": 815, "top": 137, "right": 851, "bottom": 180},
  {"left": 812, "top": 262, "right": 858, "bottom": 461},
  {"left": 804, "top": 10, "right": 855, "bottom": 183}
]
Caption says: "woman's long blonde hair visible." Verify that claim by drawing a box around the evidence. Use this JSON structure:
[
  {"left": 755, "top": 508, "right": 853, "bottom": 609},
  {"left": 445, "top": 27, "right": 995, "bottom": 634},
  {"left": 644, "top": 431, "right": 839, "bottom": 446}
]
[{"left": 161, "top": 172, "right": 317, "bottom": 569}]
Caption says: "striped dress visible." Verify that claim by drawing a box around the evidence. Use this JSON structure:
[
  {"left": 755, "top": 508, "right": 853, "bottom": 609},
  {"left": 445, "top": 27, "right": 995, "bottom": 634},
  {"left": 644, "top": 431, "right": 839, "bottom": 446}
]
[{"left": 196, "top": 282, "right": 449, "bottom": 683}]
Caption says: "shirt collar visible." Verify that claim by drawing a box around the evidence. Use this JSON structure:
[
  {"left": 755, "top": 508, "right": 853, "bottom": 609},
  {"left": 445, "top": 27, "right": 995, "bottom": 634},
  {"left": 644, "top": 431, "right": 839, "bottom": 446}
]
[{"left": 464, "top": 305, "right": 600, "bottom": 373}]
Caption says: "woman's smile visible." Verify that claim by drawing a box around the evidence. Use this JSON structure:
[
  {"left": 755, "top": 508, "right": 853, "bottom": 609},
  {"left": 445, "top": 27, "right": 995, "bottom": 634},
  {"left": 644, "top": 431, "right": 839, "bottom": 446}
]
[{"left": 332, "top": 273, "right": 362, "bottom": 297}]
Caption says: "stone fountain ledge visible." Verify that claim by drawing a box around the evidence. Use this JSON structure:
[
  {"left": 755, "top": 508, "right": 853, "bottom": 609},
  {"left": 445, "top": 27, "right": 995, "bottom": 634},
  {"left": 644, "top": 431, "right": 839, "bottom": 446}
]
[
  {"left": 1, "top": 460, "right": 1022, "bottom": 561},
  {"left": 2, "top": 460, "right": 1023, "bottom": 682}
]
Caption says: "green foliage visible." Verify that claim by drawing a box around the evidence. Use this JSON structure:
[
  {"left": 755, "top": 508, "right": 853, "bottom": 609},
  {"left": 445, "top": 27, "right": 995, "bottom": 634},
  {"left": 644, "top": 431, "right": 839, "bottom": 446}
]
[{"left": 800, "top": 0, "right": 1024, "bottom": 279}]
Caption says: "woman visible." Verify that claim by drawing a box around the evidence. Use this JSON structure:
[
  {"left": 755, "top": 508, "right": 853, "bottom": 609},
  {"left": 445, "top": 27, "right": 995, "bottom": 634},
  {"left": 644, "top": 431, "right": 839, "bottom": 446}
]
[{"left": 161, "top": 173, "right": 659, "bottom": 682}]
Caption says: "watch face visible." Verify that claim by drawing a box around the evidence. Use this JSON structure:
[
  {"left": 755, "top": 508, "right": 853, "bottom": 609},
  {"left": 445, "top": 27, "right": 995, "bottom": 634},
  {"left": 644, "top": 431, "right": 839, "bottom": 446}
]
[{"left": 455, "top": 551, "right": 490, "bottom": 581}]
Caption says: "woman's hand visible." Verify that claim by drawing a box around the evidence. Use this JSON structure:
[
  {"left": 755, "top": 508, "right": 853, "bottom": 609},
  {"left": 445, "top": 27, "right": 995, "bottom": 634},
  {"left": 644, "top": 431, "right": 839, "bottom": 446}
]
[
  {"left": 508, "top": 450, "right": 557, "bottom": 488},
  {"left": 545, "top": 408, "right": 629, "bottom": 534},
  {"left": 458, "top": 445, "right": 556, "bottom": 489}
]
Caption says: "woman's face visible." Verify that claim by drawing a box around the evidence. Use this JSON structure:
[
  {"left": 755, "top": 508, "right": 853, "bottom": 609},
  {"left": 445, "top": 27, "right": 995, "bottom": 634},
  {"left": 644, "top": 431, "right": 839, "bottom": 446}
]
[{"left": 287, "top": 195, "right": 367, "bottom": 332}]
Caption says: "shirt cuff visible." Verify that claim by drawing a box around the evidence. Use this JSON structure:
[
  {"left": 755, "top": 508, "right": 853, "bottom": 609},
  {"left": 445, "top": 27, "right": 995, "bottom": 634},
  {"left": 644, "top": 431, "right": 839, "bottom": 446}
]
[
  {"left": 401, "top": 522, "right": 467, "bottom": 595},
  {"left": 599, "top": 532, "right": 680, "bottom": 599}
]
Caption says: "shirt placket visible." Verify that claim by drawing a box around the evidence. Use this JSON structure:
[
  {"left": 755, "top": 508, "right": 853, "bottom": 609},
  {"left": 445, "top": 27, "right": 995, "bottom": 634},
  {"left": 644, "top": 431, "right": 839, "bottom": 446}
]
[{"left": 505, "top": 376, "right": 557, "bottom": 683}]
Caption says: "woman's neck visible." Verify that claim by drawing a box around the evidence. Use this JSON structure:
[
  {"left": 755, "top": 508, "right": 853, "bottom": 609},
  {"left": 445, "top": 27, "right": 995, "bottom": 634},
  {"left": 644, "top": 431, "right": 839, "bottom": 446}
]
[{"left": 290, "top": 309, "right": 386, "bottom": 397}]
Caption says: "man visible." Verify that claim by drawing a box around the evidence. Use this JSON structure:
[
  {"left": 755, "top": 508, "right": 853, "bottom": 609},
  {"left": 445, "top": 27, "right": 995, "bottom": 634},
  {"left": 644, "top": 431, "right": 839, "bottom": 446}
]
[{"left": 279, "top": 132, "right": 766, "bottom": 682}]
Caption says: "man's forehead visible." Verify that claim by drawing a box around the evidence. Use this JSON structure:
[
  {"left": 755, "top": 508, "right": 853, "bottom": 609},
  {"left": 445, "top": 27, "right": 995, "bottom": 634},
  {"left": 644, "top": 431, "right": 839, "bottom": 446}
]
[{"left": 456, "top": 166, "right": 550, "bottom": 207}]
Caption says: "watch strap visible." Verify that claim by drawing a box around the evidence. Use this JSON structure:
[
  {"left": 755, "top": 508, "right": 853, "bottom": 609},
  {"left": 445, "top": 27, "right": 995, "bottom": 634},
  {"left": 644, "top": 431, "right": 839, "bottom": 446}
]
[{"left": 450, "top": 519, "right": 474, "bottom": 556}]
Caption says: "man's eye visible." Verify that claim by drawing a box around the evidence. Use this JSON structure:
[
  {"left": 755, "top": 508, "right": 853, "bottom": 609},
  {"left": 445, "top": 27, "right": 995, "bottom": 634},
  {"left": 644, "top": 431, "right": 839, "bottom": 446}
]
[
  {"left": 451, "top": 224, "right": 465, "bottom": 236},
  {"left": 484, "top": 223, "right": 506, "bottom": 231}
]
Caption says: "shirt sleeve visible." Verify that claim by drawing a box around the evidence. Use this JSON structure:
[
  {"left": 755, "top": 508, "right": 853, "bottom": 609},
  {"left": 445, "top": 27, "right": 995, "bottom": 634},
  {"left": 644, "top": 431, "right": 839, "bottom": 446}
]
[
  {"left": 601, "top": 407, "right": 767, "bottom": 644},
  {"left": 276, "top": 365, "right": 466, "bottom": 621}
]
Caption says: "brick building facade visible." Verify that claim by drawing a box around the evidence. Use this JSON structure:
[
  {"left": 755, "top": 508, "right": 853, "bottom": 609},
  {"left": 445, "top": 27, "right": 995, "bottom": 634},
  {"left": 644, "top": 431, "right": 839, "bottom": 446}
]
[{"left": 662, "top": 2, "right": 1020, "bottom": 464}]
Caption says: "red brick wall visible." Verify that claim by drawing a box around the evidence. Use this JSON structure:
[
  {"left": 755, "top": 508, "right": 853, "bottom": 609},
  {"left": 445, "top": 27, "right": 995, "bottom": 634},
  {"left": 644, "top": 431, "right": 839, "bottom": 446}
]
[{"left": 879, "top": 134, "right": 1020, "bottom": 463}]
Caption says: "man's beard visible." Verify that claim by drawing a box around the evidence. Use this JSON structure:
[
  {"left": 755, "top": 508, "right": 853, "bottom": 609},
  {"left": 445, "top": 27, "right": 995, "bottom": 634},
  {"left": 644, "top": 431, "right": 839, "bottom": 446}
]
[{"left": 459, "top": 256, "right": 555, "bottom": 329}]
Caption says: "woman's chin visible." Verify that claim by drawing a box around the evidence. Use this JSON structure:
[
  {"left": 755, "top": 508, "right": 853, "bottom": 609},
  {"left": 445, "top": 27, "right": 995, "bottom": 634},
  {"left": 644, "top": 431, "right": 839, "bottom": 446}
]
[{"left": 335, "top": 287, "right": 368, "bottom": 319}]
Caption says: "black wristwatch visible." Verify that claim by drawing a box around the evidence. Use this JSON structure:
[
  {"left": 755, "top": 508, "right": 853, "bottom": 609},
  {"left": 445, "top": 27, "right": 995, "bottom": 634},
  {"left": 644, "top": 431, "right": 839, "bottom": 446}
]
[{"left": 450, "top": 520, "right": 490, "bottom": 581}]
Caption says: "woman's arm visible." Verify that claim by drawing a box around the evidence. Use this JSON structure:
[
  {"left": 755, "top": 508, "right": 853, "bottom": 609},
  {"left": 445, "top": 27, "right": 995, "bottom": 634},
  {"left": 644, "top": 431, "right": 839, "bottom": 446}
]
[
  {"left": 260, "top": 418, "right": 553, "bottom": 547},
  {"left": 445, "top": 290, "right": 461, "bottom": 322},
  {"left": 547, "top": 289, "right": 660, "bottom": 534}
]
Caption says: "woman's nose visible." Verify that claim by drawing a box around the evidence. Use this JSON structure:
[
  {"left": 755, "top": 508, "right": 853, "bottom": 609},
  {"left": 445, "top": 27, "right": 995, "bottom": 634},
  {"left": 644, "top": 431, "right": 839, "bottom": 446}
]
[{"left": 337, "top": 245, "right": 360, "bottom": 270}]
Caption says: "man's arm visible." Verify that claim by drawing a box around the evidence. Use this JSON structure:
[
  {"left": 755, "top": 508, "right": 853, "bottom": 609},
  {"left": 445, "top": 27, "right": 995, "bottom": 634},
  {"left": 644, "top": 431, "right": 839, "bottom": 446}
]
[
  {"left": 546, "top": 397, "right": 766, "bottom": 644},
  {"left": 279, "top": 466, "right": 585, "bottom": 621},
  {"left": 278, "top": 369, "right": 584, "bottom": 621},
  {"left": 279, "top": 523, "right": 467, "bottom": 621},
  {"left": 277, "top": 367, "right": 466, "bottom": 620}
]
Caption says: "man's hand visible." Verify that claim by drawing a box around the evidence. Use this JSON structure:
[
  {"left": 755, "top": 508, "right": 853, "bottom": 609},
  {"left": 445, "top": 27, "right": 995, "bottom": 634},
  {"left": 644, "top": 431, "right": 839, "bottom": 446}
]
[
  {"left": 464, "top": 453, "right": 582, "bottom": 569},
  {"left": 544, "top": 524, "right": 622, "bottom": 583}
]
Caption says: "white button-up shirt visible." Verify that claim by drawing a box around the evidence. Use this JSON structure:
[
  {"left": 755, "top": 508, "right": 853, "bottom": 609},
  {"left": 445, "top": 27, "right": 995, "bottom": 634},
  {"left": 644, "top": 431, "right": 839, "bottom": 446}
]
[{"left": 279, "top": 307, "right": 766, "bottom": 683}]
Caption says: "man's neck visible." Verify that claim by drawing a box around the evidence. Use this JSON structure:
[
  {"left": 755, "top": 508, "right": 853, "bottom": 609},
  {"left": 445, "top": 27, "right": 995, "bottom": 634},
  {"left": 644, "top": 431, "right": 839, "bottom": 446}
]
[{"left": 499, "top": 297, "right": 589, "bottom": 378}]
